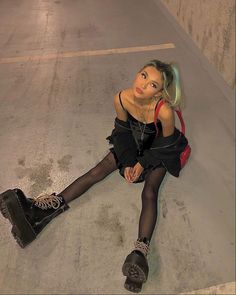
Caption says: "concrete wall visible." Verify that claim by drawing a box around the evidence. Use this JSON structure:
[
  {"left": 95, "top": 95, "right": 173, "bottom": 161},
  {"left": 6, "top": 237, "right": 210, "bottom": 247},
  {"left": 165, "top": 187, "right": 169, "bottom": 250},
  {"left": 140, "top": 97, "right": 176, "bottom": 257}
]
[{"left": 160, "top": 0, "right": 235, "bottom": 89}]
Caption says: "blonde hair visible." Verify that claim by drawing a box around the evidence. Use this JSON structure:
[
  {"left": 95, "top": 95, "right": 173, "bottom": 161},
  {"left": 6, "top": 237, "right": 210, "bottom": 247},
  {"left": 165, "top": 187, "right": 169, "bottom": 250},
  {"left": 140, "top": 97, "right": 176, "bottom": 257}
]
[{"left": 141, "top": 60, "right": 183, "bottom": 109}]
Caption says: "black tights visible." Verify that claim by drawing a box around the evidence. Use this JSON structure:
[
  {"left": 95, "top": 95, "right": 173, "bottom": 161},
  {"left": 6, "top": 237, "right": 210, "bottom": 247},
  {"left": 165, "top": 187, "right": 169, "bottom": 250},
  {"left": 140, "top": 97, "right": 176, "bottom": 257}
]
[
  {"left": 59, "top": 152, "right": 118, "bottom": 203},
  {"left": 139, "top": 167, "right": 166, "bottom": 241},
  {"left": 59, "top": 151, "right": 166, "bottom": 242}
]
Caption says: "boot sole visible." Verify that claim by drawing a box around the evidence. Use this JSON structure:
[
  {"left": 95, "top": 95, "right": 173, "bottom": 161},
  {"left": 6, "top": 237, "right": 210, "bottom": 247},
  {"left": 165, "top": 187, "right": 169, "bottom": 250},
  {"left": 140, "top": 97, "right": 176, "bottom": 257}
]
[
  {"left": 124, "top": 277, "right": 142, "bottom": 293},
  {"left": 0, "top": 189, "right": 37, "bottom": 248},
  {"left": 122, "top": 253, "right": 148, "bottom": 283}
]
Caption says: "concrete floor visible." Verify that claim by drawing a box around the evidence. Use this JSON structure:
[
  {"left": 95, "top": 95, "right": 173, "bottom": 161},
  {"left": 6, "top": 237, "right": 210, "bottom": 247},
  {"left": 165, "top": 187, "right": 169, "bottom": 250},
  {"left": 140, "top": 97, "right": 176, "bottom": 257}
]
[{"left": 0, "top": 0, "right": 235, "bottom": 294}]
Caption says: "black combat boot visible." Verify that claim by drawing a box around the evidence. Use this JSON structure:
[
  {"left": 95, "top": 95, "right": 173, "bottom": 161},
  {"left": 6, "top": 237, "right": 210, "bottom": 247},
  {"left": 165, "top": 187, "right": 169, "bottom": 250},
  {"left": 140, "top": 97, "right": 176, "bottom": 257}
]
[
  {"left": 122, "top": 237, "right": 150, "bottom": 293},
  {"left": 0, "top": 188, "right": 69, "bottom": 248}
]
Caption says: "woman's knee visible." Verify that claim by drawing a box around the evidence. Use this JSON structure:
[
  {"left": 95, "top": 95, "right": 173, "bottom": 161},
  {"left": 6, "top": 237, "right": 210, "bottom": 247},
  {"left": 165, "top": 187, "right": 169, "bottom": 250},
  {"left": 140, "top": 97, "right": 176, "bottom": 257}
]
[
  {"left": 104, "top": 151, "right": 118, "bottom": 170},
  {"left": 142, "top": 167, "right": 166, "bottom": 202},
  {"left": 141, "top": 186, "right": 159, "bottom": 202}
]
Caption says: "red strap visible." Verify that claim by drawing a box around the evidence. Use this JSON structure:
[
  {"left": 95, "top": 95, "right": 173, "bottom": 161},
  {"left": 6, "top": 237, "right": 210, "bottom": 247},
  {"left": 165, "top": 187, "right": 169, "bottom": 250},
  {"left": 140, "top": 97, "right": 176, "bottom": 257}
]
[
  {"left": 175, "top": 109, "right": 185, "bottom": 134},
  {"left": 154, "top": 100, "right": 186, "bottom": 135}
]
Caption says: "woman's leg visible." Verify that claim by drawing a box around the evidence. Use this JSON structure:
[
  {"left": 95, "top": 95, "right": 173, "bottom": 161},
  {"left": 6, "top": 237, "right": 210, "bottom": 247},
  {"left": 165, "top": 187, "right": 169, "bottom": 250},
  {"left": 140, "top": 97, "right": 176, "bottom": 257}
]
[
  {"left": 138, "top": 166, "right": 167, "bottom": 241},
  {"left": 122, "top": 166, "right": 167, "bottom": 292},
  {"left": 0, "top": 151, "right": 118, "bottom": 248},
  {"left": 59, "top": 151, "right": 118, "bottom": 203}
]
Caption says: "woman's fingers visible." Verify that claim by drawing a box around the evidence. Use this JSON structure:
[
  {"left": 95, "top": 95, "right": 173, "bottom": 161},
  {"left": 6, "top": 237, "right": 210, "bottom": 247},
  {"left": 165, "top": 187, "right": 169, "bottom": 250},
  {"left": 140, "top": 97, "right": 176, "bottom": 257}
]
[
  {"left": 132, "top": 167, "right": 138, "bottom": 180},
  {"left": 128, "top": 168, "right": 135, "bottom": 182},
  {"left": 130, "top": 167, "right": 137, "bottom": 182},
  {"left": 129, "top": 168, "right": 135, "bottom": 182},
  {"left": 124, "top": 167, "right": 132, "bottom": 182},
  {"left": 130, "top": 171, "right": 135, "bottom": 182},
  {"left": 124, "top": 168, "right": 128, "bottom": 181},
  {"left": 131, "top": 167, "right": 135, "bottom": 177},
  {"left": 124, "top": 167, "right": 140, "bottom": 183},
  {"left": 128, "top": 168, "right": 133, "bottom": 182}
]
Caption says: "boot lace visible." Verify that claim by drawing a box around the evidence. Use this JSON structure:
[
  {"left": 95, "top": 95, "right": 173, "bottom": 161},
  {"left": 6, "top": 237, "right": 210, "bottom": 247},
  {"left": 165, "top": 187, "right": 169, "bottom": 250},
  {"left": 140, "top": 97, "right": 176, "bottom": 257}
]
[
  {"left": 134, "top": 240, "right": 150, "bottom": 257},
  {"left": 33, "top": 193, "right": 63, "bottom": 210}
]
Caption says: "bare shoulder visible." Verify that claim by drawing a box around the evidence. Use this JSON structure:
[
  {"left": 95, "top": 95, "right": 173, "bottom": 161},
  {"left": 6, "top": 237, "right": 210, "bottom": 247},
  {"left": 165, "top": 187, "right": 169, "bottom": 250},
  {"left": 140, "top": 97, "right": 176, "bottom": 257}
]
[
  {"left": 113, "top": 89, "right": 131, "bottom": 122},
  {"left": 114, "top": 88, "right": 133, "bottom": 108},
  {"left": 118, "top": 88, "right": 132, "bottom": 102},
  {"left": 158, "top": 101, "right": 175, "bottom": 136},
  {"left": 158, "top": 101, "right": 175, "bottom": 122}
]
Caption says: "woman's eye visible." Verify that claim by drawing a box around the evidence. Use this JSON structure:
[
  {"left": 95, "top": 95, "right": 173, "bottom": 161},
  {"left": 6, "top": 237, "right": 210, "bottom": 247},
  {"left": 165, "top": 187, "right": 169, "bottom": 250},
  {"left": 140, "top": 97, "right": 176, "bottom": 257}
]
[
  {"left": 151, "top": 83, "right": 157, "bottom": 88},
  {"left": 141, "top": 73, "right": 146, "bottom": 79}
]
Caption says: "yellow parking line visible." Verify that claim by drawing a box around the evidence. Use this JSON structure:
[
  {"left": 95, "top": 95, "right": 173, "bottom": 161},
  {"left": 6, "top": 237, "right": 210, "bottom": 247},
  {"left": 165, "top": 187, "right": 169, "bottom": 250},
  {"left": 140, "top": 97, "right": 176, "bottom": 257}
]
[{"left": 0, "top": 43, "right": 175, "bottom": 64}]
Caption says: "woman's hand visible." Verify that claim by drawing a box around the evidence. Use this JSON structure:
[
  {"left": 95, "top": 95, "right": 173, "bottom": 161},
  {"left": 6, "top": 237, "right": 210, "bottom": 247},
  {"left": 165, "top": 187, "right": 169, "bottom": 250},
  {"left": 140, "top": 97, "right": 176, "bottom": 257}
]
[
  {"left": 131, "top": 162, "right": 144, "bottom": 182},
  {"left": 124, "top": 162, "right": 144, "bottom": 183},
  {"left": 124, "top": 167, "right": 135, "bottom": 183}
]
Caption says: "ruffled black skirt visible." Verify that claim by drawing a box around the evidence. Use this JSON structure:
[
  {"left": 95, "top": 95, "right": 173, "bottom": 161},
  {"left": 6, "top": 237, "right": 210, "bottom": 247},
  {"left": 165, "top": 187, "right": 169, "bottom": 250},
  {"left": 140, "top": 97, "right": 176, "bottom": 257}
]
[{"left": 107, "top": 144, "right": 164, "bottom": 184}]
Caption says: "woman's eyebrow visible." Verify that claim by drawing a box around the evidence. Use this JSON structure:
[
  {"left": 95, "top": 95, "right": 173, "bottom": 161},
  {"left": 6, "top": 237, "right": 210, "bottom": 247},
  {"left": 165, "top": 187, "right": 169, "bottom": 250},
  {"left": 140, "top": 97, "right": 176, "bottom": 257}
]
[{"left": 143, "top": 70, "right": 160, "bottom": 85}]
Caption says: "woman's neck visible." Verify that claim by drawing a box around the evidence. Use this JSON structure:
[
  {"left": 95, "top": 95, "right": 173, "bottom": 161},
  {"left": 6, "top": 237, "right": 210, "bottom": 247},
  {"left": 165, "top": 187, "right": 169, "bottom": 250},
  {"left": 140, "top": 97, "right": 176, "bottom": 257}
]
[{"left": 133, "top": 95, "right": 155, "bottom": 107}]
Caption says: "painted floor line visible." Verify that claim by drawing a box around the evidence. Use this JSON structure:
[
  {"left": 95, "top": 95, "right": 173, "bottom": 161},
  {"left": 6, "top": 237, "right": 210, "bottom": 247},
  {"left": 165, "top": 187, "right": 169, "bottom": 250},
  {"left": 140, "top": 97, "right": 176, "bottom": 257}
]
[
  {"left": 0, "top": 43, "right": 175, "bottom": 64},
  {"left": 179, "top": 281, "right": 236, "bottom": 294}
]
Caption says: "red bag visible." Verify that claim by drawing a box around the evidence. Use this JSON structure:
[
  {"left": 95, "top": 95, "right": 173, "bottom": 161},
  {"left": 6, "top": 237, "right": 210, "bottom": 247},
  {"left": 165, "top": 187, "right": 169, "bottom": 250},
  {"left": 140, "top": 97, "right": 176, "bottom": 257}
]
[{"left": 154, "top": 100, "right": 191, "bottom": 168}]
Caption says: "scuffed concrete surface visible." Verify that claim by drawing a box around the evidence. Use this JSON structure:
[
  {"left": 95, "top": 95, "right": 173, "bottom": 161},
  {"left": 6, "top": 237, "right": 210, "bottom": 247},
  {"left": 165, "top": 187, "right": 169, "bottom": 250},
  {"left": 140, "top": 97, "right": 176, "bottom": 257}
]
[
  {"left": 0, "top": 0, "right": 235, "bottom": 294},
  {"left": 160, "top": 0, "right": 235, "bottom": 89}
]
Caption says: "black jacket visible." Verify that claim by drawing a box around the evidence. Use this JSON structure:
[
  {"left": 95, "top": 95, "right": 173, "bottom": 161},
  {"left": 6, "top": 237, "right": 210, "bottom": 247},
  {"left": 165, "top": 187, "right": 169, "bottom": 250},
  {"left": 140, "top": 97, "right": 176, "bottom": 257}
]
[{"left": 106, "top": 117, "right": 189, "bottom": 177}]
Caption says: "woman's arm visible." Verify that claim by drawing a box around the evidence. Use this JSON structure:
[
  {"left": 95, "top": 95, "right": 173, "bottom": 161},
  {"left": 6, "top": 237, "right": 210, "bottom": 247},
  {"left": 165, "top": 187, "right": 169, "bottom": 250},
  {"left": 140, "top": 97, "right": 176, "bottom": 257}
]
[
  {"left": 136, "top": 103, "right": 188, "bottom": 177},
  {"left": 158, "top": 103, "right": 175, "bottom": 137},
  {"left": 106, "top": 93, "right": 138, "bottom": 167},
  {"left": 129, "top": 104, "right": 176, "bottom": 182},
  {"left": 113, "top": 92, "right": 128, "bottom": 122}
]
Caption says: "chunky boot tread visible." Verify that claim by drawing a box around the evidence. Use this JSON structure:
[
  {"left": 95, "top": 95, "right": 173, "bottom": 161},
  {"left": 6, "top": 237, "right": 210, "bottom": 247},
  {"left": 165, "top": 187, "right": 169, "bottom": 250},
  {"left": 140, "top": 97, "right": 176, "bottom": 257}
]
[
  {"left": 124, "top": 277, "right": 142, "bottom": 293},
  {"left": 122, "top": 262, "right": 147, "bottom": 283},
  {"left": 122, "top": 251, "right": 149, "bottom": 283},
  {"left": 0, "top": 190, "right": 36, "bottom": 248}
]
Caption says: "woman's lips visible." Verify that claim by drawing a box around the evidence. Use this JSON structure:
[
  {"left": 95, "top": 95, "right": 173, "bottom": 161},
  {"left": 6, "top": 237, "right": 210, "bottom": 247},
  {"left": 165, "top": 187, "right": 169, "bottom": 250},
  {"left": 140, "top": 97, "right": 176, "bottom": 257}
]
[{"left": 136, "top": 87, "right": 143, "bottom": 94}]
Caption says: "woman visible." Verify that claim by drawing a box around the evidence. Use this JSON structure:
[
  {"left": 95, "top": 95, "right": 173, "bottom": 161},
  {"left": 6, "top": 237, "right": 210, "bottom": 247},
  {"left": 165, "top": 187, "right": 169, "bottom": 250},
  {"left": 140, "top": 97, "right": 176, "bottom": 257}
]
[{"left": 0, "top": 59, "right": 189, "bottom": 293}]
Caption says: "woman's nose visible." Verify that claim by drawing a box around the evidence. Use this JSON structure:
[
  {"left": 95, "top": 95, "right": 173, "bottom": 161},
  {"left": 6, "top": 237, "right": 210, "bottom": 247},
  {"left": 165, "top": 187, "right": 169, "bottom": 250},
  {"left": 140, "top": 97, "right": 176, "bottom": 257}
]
[{"left": 141, "top": 82, "right": 148, "bottom": 89}]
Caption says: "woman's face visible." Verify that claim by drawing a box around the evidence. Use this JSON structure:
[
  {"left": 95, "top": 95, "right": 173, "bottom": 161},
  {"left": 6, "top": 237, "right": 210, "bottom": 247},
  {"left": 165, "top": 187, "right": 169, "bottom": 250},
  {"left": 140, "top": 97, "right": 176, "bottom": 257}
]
[{"left": 132, "top": 66, "right": 164, "bottom": 100}]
